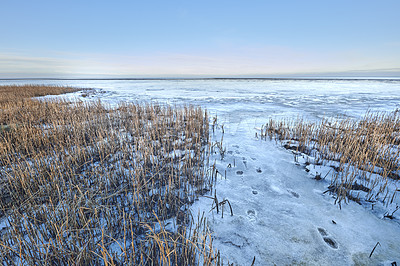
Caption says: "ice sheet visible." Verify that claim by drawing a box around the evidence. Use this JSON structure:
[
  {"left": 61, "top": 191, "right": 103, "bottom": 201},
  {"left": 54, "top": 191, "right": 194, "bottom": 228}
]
[{"left": 3, "top": 78, "right": 400, "bottom": 264}]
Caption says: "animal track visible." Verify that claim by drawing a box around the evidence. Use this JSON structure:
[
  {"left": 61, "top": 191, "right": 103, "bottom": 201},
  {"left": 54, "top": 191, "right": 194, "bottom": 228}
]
[
  {"left": 288, "top": 190, "right": 300, "bottom": 198},
  {"left": 323, "top": 237, "right": 338, "bottom": 249},
  {"left": 242, "top": 157, "right": 248, "bottom": 169},
  {"left": 221, "top": 233, "right": 250, "bottom": 249},
  {"left": 317, "top": 227, "right": 328, "bottom": 236},
  {"left": 247, "top": 210, "right": 255, "bottom": 216},
  {"left": 317, "top": 227, "right": 338, "bottom": 249},
  {"left": 246, "top": 210, "right": 257, "bottom": 221}
]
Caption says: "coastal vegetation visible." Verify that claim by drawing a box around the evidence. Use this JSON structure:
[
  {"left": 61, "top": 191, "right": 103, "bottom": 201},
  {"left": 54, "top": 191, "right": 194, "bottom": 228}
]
[
  {"left": 263, "top": 112, "right": 400, "bottom": 210},
  {"left": 0, "top": 85, "right": 221, "bottom": 265}
]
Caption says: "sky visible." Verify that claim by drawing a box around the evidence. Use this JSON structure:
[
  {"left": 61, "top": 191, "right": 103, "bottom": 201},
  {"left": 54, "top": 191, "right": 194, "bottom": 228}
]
[{"left": 1, "top": 0, "right": 400, "bottom": 78}]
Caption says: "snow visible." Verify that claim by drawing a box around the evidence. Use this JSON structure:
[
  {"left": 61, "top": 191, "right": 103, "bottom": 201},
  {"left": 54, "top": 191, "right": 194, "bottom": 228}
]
[
  {"left": 193, "top": 118, "right": 400, "bottom": 265},
  {"left": 2, "top": 78, "right": 400, "bottom": 264}
]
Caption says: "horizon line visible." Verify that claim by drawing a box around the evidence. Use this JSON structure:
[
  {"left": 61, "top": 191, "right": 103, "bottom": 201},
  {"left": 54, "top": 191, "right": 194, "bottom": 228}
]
[{"left": 1, "top": 76, "right": 400, "bottom": 81}]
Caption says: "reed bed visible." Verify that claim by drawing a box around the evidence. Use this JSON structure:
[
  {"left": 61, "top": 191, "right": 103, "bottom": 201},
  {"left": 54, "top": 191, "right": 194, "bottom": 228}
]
[
  {"left": 0, "top": 85, "right": 221, "bottom": 265},
  {"left": 262, "top": 111, "right": 400, "bottom": 208},
  {"left": 0, "top": 84, "right": 80, "bottom": 104}
]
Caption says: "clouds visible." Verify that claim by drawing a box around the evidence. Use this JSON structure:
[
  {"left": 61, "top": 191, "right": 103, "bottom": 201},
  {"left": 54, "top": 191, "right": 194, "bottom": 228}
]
[
  {"left": 0, "top": 50, "right": 301, "bottom": 78},
  {"left": 0, "top": 54, "right": 67, "bottom": 77},
  {"left": 1, "top": 45, "right": 399, "bottom": 78}
]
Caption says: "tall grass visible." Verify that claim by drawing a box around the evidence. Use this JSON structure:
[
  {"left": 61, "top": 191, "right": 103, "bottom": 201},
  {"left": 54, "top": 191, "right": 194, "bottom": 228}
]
[
  {"left": 262, "top": 111, "right": 400, "bottom": 208},
  {"left": 0, "top": 85, "right": 221, "bottom": 265},
  {"left": 0, "top": 84, "right": 80, "bottom": 104}
]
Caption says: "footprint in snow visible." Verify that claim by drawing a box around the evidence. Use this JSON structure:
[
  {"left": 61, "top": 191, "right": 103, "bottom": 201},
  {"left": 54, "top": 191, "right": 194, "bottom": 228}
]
[
  {"left": 288, "top": 189, "right": 300, "bottom": 198},
  {"left": 323, "top": 237, "right": 338, "bottom": 249},
  {"left": 247, "top": 210, "right": 255, "bottom": 215},
  {"left": 247, "top": 209, "right": 257, "bottom": 220},
  {"left": 242, "top": 157, "right": 248, "bottom": 168},
  {"left": 317, "top": 227, "right": 328, "bottom": 236},
  {"left": 317, "top": 227, "right": 338, "bottom": 249}
]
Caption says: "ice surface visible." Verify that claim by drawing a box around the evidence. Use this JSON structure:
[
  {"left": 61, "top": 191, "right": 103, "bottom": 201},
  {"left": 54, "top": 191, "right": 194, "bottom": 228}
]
[
  {"left": 2, "top": 78, "right": 400, "bottom": 119},
  {"left": 2, "top": 79, "right": 400, "bottom": 264},
  {"left": 194, "top": 119, "right": 400, "bottom": 265}
]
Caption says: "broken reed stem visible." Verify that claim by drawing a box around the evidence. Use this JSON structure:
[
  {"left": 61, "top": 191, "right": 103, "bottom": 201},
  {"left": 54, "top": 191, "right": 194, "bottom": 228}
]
[{"left": 369, "top": 241, "right": 381, "bottom": 258}]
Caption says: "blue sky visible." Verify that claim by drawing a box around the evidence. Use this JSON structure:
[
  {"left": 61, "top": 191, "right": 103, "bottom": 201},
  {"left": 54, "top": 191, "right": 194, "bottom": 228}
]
[{"left": 1, "top": 0, "right": 399, "bottom": 78}]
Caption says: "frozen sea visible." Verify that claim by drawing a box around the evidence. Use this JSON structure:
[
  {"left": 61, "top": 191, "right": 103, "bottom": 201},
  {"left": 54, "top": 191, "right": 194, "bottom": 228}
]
[
  {"left": 2, "top": 78, "right": 400, "bottom": 265},
  {"left": 2, "top": 78, "right": 400, "bottom": 119}
]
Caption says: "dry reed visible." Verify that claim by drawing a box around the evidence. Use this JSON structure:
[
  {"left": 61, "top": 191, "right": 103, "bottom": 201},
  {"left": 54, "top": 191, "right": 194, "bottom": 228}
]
[
  {"left": 262, "top": 111, "right": 400, "bottom": 208},
  {"left": 0, "top": 85, "right": 222, "bottom": 265}
]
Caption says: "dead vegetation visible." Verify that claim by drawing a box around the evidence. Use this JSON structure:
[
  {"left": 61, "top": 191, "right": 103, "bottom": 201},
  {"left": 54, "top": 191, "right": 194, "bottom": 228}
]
[
  {"left": 262, "top": 111, "right": 400, "bottom": 208},
  {"left": 0, "top": 85, "right": 222, "bottom": 265},
  {"left": 0, "top": 84, "right": 80, "bottom": 104}
]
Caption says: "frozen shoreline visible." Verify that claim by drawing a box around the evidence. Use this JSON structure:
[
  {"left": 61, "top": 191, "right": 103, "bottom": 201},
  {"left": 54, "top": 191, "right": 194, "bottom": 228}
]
[
  {"left": 5, "top": 79, "right": 400, "bottom": 264},
  {"left": 192, "top": 116, "right": 400, "bottom": 265}
]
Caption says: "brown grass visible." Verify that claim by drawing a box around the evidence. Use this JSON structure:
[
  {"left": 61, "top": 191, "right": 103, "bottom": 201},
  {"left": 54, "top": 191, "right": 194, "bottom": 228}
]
[
  {"left": 0, "top": 84, "right": 80, "bottom": 104},
  {"left": 0, "top": 85, "right": 222, "bottom": 265},
  {"left": 262, "top": 111, "right": 400, "bottom": 207}
]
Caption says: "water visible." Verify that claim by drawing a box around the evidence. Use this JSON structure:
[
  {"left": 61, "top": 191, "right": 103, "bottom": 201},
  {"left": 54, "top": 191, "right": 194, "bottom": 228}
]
[{"left": 2, "top": 78, "right": 400, "bottom": 121}]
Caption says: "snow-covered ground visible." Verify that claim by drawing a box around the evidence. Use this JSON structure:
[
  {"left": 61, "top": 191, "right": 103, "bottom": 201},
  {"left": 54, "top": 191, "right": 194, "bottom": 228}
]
[
  {"left": 195, "top": 117, "right": 400, "bottom": 265},
  {"left": 2, "top": 78, "right": 400, "bottom": 265}
]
